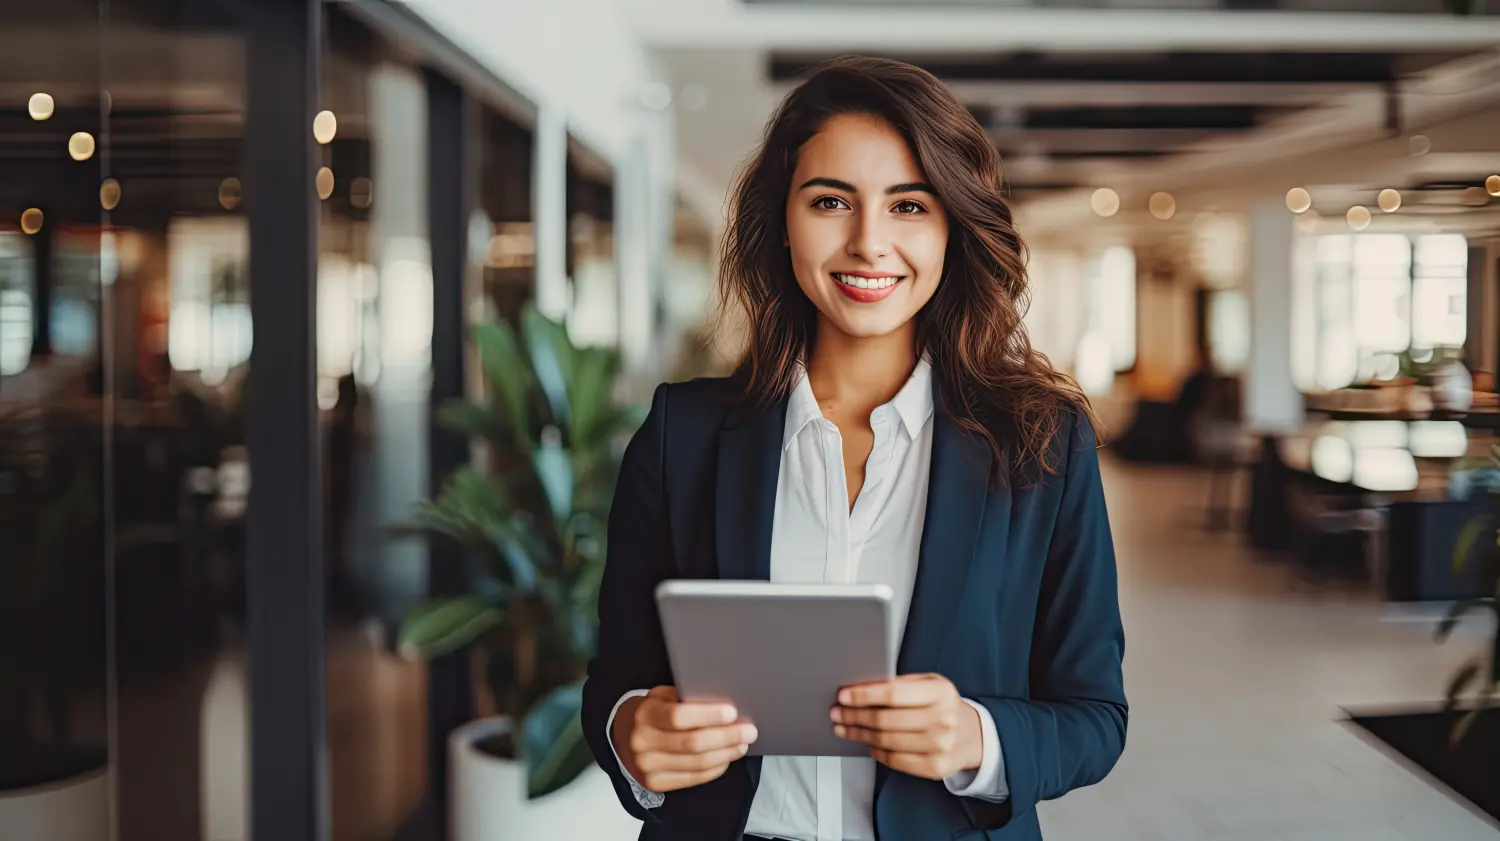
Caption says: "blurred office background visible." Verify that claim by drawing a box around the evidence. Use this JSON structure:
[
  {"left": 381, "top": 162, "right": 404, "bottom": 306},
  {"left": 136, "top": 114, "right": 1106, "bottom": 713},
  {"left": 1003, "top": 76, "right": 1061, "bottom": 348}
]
[{"left": 3, "top": 1, "right": 1500, "bottom": 840}]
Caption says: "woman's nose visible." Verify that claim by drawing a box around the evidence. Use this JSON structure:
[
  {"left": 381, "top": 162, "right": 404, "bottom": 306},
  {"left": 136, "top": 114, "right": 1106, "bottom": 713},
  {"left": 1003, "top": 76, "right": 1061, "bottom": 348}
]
[{"left": 845, "top": 209, "right": 891, "bottom": 262}]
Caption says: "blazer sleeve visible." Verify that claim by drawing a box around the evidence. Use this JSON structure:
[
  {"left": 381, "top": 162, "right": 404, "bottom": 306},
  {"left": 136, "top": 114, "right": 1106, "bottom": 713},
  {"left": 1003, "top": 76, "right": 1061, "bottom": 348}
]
[
  {"left": 581, "top": 383, "right": 675, "bottom": 823},
  {"left": 960, "top": 413, "right": 1128, "bottom": 831}
]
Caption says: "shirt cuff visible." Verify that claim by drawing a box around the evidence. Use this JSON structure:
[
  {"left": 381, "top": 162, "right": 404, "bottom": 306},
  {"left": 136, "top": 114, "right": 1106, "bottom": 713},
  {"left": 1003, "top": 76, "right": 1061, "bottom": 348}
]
[
  {"left": 943, "top": 698, "right": 1010, "bottom": 802},
  {"left": 607, "top": 689, "right": 666, "bottom": 809}
]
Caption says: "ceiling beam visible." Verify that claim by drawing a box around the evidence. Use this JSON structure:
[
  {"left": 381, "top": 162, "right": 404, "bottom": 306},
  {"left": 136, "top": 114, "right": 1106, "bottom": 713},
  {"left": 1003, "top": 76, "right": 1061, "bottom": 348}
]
[
  {"left": 768, "top": 50, "right": 1414, "bottom": 84},
  {"left": 932, "top": 80, "right": 1376, "bottom": 108},
  {"left": 635, "top": 3, "right": 1500, "bottom": 51},
  {"left": 989, "top": 126, "right": 1248, "bottom": 153}
]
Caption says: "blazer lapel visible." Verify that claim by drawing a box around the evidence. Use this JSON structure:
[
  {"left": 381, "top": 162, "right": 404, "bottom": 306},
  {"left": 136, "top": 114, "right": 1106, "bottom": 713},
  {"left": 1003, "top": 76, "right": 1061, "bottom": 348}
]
[
  {"left": 715, "top": 396, "right": 787, "bottom": 582},
  {"left": 895, "top": 395, "right": 993, "bottom": 677}
]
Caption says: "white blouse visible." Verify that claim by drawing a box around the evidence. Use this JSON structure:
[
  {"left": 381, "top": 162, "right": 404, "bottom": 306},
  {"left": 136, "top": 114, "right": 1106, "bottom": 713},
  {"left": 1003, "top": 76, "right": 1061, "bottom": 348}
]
[{"left": 609, "top": 359, "right": 1008, "bottom": 841}]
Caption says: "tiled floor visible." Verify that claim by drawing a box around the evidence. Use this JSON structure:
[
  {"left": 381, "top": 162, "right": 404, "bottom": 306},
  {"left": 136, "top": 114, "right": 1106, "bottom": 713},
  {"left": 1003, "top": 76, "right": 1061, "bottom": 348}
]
[{"left": 1037, "top": 458, "right": 1500, "bottom": 840}]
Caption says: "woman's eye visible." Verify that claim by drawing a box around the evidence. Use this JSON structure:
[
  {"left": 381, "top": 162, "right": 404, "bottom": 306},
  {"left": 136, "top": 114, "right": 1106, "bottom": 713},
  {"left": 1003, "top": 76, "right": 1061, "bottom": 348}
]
[
  {"left": 813, "top": 196, "right": 849, "bottom": 211},
  {"left": 893, "top": 200, "right": 926, "bottom": 215}
]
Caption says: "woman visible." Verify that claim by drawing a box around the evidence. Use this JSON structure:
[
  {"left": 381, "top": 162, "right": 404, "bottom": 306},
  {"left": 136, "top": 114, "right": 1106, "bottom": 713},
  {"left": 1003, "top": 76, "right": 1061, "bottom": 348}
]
[{"left": 581, "top": 56, "right": 1127, "bottom": 841}]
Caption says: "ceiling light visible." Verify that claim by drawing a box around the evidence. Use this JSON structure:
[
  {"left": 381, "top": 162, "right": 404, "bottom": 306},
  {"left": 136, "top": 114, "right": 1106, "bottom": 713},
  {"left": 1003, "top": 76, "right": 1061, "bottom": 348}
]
[
  {"left": 1487, "top": 175, "right": 1500, "bottom": 197},
  {"left": 28, "top": 93, "right": 54, "bottom": 121},
  {"left": 219, "top": 177, "right": 242, "bottom": 211},
  {"left": 1346, "top": 206, "right": 1372, "bottom": 231},
  {"left": 100, "top": 178, "right": 121, "bottom": 210},
  {"left": 317, "top": 167, "right": 335, "bottom": 200},
  {"left": 68, "top": 132, "right": 95, "bottom": 161},
  {"left": 1091, "top": 188, "right": 1120, "bottom": 218},
  {"left": 1377, "top": 189, "right": 1402, "bottom": 213},
  {"left": 21, "top": 208, "right": 44, "bottom": 235},
  {"left": 1285, "top": 187, "right": 1312, "bottom": 214},
  {"left": 350, "top": 177, "right": 373, "bottom": 209},
  {"left": 1148, "top": 192, "right": 1176, "bottom": 221},
  {"left": 639, "top": 82, "right": 672, "bottom": 111},
  {"left": 1409, "top": 134, "right": 1431, "bottom": 157},
  {"left": 313, "top": 110, "right": 337, "bottom": 144}
]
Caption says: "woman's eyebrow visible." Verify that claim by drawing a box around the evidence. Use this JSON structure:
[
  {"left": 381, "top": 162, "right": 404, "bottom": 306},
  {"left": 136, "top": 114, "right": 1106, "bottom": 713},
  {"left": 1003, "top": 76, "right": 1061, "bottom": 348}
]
[{"left": 798, "top": 177, "right": 937, "bottom": 196}]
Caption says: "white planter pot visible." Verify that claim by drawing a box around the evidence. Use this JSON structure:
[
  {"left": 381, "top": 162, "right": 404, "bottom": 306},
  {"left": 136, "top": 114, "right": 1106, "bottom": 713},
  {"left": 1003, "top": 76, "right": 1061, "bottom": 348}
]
[
  {"left": 450, "top": 717, "right": 642, "bottom": 841},
  {"left": 0, "top": 766, "right": 110, "bottom": 841},
  {"left": 1431, "top": 360, "right": 1474, "bottom": 412}
]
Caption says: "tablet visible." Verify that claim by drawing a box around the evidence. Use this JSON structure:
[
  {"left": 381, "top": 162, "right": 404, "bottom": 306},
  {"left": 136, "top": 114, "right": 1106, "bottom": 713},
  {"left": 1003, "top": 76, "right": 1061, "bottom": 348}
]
[{"left": 654, "top": 580, "right": 896, "bottom": 757}]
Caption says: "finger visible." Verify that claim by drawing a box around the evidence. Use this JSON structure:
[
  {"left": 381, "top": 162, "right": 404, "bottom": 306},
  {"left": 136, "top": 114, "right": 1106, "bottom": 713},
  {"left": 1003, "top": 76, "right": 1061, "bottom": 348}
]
[
  {"left": 830, "top": 704, "right": 933, "bottom": 732},
  {"left": 646, "top": 685, "right": 679, "bottom": 702},
  {"left": 644, "top": 722, "right": 758, "bottom": 756},
  {"left": 643, "top": 699, "right": 738, "bottom": 731},
  {"left": 839, "top": 675, "right": 947, "bottom": 708},
  {"left": 641, "top": 766, "right": 733, "bottom": 794},
  {"left": 869, "top": 748, "right": 952, "bottom": 781},
  {"left": 636, "top": 743, "right": 749, "bottom": 773},
  {"left": 834, "top": 725, "right": 950, "bottom": 754}
]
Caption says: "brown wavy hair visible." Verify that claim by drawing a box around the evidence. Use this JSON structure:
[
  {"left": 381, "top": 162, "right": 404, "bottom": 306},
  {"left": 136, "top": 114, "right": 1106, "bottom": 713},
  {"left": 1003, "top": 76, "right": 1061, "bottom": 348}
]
[{"left": 715, "top": 55, "right": 1097, "bottom": 484}]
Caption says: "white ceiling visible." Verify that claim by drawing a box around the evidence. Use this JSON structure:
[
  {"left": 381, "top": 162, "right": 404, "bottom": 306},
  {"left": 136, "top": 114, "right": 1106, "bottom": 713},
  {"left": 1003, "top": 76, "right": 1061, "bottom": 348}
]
[
  {"left": 631, "top": 0, "right": 1500, "bottom": 51},
  {"left": 652, "top": 38, "right": 1500, "bottom": 246}
]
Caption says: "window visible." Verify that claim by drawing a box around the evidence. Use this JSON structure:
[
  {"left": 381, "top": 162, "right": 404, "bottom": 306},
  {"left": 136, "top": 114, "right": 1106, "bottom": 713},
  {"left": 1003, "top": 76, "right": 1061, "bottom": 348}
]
[
  {"left": 166, "top": 217, "right": 251, "bottom": 382},
  {"left": 0, "top": 233, "right": 35, "bottom": 375},
  {"left": 1074, "top": 245, "right": 1136, "bottom": 394},
  {"left": 1298, "top": 231, "right": 1468, "bottom": 391},
  {"left": 1412, "top": 233, "right": 1468, "bottom": 350},
  {"left": 1206, "top": 288, "right": 1249, "bottom": 375},
  {"left": 52, "top": 229, "right": 104, "bottom": 359}
]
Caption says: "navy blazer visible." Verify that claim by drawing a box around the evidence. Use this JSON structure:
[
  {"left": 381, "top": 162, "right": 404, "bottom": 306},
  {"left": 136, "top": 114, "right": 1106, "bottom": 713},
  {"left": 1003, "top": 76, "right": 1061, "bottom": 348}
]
[{"left": 581, "top": 376, "right": 1128, "bottom": 841}]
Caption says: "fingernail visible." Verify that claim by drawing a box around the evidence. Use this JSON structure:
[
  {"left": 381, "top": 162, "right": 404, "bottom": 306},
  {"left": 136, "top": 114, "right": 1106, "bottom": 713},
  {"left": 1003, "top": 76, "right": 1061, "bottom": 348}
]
[
  {"left": 838, "top": 689, "right": 851, "bottom": 705},
  {"left": 741, "top": 724, "right": 758, "bottom": 742},
  {"left": 829, "top": 707, "right": 842, "bottom": 723},
  {"left": 721, "top": 706, "right": 736, "bottom": 723},
  {"left": 833, "top": 725, "right": 846, "bottom": 738},
  {"left": 739, "top": 743, "right": 749, "bottom": 755}
]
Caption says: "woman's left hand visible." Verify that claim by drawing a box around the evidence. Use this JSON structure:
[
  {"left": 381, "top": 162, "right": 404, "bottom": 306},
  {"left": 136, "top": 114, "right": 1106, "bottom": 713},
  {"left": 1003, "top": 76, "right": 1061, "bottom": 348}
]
[{"left": 830, "top": 673, "right": 983, "bottom": 780}]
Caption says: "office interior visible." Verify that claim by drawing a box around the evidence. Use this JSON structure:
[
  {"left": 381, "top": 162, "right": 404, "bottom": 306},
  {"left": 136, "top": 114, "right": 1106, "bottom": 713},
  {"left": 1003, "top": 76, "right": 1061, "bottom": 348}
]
[{"left": 3, "top": 1, "right": 1500, "bottom": 840}]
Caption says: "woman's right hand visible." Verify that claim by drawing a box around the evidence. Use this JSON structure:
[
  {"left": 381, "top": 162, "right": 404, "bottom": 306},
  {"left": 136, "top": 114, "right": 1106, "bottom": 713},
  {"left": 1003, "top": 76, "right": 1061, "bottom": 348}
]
[{"left": 613, "top": 685, "right": 759, "bottom": 793}]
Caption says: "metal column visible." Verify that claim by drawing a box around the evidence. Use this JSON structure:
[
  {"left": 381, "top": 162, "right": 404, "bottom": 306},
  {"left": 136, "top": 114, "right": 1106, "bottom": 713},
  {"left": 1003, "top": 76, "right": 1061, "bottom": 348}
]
[
  {"left": 423, "top": 67, "right": 476, "bottom": 838},
  {"left": 245, "top": 0, "right": 326, "bottom": 839}
]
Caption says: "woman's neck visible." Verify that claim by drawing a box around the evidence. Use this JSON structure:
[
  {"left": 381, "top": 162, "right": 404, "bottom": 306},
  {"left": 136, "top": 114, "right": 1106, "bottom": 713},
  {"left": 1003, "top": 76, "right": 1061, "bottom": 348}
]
[{"left": 804, "top": 318, "right": 918, "bottom": 418}]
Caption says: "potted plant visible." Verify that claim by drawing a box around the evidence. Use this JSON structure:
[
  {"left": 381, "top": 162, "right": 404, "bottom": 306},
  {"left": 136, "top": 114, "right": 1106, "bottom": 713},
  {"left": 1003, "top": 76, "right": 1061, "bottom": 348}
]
[
  {"left": 393, "top": 306, "right": 645, "bottom": 841},
  {"left": 1438, "top": 444, "right": 1500, "bottom": 745},
  {"left": 0, "top": 427, "right": 110, "bottom": 841}
]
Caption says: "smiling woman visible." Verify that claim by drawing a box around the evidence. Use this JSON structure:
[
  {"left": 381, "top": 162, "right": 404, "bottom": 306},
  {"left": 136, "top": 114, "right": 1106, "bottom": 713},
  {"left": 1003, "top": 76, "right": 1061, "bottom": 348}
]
[
  {"left": 785, "top": 116, "right": 949, "bottom": 330},
  {"left": 582, "top": 55, "right": 1127, "bottom": 841},
  {"left": 718, "top": 56, "right": 1093, "bottom": 483}
]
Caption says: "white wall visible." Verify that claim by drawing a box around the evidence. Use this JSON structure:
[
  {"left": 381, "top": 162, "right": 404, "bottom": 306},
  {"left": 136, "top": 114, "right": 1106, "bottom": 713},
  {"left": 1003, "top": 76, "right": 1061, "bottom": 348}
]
[
  {"left": 407, "top": 0, "right": 689, "bottom": 381},
  {"left": 406, "top": 0, "right": 664, "bottom": 165}
]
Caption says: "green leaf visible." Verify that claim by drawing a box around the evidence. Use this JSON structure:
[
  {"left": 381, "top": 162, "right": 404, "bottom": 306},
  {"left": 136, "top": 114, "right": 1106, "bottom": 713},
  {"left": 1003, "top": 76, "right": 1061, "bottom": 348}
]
[
  {"left": 397, "top": 597, "right": 503, "bottom": 660},
  {"left": 1443, "top": 659, "right": 1482, "bottom": 712},
  {"left": 1452, "top": 515, "right": 1492, "bottom": 578},
  {"left": 522, "top": 684, "right": 594, "bottom": 798},
  {"left": 524, "top": 307, "right": 575, "bottom": 431},
  {"left": 436, "top": 399, "right": 505, "bottom": 443},
  {"left": 474, "top": 319, "right": 537, "bottom": 453},
  {"left": 483, "top": 520, "right": 543, "bottom": 591},
  {"left": 1450, "top": 685, "right": 1494, "bottom": 747},
  {"left": 568, "top": 346, "right": 619, "bottom": 446},
  {"left": 532, "top": 441, "right": 574, "bottom": 523},
  {"left": 1435, "top": 598, "right": 1483, "bottom": 643}
]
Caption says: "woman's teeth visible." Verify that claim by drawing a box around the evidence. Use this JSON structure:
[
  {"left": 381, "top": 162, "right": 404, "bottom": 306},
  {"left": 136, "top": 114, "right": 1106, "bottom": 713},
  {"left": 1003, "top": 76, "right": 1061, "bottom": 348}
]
[{"left": 833, "top": 273, "right": 902, "bottom": 290}]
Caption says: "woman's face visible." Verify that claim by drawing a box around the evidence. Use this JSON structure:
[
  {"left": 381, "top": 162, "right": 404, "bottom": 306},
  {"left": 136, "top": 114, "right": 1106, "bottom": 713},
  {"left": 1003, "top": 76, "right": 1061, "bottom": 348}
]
[{"left": 785, "top": 112, "right": 949, "bottom": 341}]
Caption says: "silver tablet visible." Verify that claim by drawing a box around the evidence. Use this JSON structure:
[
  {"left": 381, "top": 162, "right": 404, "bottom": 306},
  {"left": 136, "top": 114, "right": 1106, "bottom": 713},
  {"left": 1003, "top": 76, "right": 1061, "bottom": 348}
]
[{"left": 654, "top": 580, "right": 896, "bottom": 757}]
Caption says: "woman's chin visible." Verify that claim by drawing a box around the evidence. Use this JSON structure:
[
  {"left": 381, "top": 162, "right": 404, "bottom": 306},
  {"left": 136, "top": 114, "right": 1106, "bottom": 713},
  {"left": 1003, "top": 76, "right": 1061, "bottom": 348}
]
[{"left": 821, "top": 305, "right": 919, "bottom": 341}]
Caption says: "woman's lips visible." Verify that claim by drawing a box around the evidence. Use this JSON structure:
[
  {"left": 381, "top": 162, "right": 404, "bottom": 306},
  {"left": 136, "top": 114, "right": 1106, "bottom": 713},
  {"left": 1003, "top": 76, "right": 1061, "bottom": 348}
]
[{"left": 832, "top": 272, "right": 905, "bottom": 303}]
